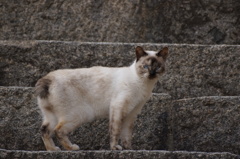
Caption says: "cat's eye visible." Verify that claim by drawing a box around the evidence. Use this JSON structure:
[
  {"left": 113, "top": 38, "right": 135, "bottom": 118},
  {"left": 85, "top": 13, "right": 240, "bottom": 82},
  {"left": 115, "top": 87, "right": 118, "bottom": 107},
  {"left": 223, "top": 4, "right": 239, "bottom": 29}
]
[
  {"left": 156, "top": 66, "right": 161, "bottom": 72},
  {"left": 143, "top": 65, "right": 149, "bottom": 69}
]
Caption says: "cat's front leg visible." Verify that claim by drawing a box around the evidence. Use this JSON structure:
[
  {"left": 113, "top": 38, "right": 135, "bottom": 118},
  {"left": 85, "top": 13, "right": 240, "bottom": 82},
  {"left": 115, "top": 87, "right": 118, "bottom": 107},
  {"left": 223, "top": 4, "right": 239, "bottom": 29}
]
[
  {"left": 109, "top": 105, "right": 126, "bottom": 150},
  {"left": 120, "top": 115, "right": 135, "bottom": 149},
  {"left": 120, "top": 103, "right": 144, "bottom": 149}
]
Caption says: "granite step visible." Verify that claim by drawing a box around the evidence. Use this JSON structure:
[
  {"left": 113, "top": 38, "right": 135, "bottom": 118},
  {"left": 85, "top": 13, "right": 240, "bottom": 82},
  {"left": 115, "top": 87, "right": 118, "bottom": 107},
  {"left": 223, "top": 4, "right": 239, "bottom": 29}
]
[
  {"left": 1, "top": 86, "right": 239, "bottom": 155},
  {"left": 0, "top": 149, "right": 239, "bottom": 159},
  {"left": 1, "top": 41, "right": 240, "bottom": 99}
]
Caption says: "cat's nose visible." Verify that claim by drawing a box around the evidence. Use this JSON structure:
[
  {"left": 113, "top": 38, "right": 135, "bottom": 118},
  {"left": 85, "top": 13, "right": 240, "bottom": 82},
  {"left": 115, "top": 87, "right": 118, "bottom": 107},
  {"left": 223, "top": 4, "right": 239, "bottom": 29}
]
[{"left": 150, "top": 70, "right": 156, "bottom": 76}]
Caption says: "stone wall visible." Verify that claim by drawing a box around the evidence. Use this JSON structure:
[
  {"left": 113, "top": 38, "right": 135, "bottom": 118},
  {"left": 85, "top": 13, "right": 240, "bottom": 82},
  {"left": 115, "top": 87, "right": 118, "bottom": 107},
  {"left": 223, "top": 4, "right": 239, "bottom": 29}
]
[{"left": 1, "top": 0, "right": 240, "bottom": 44}]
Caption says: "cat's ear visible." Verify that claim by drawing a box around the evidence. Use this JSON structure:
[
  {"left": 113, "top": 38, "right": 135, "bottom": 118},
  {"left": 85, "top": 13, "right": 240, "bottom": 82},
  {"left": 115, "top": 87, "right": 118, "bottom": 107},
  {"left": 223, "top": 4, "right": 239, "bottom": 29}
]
[
  {"left": 157, "top": 47, "right": 168, "bottom": 61},
  {"left": 136, "top": 46, "right": 147, "bottom": 62}
]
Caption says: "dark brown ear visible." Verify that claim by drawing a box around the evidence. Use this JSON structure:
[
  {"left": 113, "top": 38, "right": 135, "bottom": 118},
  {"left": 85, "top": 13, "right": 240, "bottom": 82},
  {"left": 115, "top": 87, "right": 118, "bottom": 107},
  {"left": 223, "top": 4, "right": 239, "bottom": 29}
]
[
  {"left": 157, "top": 47, "right": 168, "bottom": 60},
  {"left": 136, "top": 46, "right": 147, "bottom": 61}
]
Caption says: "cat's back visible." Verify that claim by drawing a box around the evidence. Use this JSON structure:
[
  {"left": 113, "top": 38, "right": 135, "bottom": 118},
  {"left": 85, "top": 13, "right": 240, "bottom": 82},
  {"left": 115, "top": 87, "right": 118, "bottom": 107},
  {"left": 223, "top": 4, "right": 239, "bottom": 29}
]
[
  {"left": 45, "top": 66, "right": 120, "bottom": 83},
  {"left": 36, "top": 66, "right": 133, "bottom": 100},
  {"left": 41, "top": 66, "right": 130, "bottom": 95}
]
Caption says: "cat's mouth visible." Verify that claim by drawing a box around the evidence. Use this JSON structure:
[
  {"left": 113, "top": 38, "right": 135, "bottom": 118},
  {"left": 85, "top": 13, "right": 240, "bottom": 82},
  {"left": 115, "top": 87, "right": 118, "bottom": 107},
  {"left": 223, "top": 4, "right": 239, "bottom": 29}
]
[{"left": 148, "top": 73, "right": 157, "bottom": 79}]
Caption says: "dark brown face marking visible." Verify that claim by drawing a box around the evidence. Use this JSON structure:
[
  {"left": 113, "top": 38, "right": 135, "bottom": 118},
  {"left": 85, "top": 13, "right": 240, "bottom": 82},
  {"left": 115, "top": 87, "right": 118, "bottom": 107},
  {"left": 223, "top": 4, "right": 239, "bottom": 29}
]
[
  {"left": 145, "top": 57, "right": 162, "bottom": 79},
  {"left": 35, "top": 77, "right": 51, "bottom": 98},
  {"left": 135, "top": 46, "right": 168, "bottom": 80}
]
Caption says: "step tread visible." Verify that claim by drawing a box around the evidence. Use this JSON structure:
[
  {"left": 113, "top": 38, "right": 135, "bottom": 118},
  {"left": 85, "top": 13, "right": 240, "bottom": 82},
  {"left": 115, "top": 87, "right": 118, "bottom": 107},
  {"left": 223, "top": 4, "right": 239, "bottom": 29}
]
[{"left": 0, "top": 149, "right": 239, "bottom": 159}]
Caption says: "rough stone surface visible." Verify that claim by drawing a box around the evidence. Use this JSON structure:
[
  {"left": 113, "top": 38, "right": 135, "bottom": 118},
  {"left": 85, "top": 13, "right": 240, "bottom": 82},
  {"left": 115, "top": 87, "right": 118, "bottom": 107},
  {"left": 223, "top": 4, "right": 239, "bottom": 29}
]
[
  {"left": 172, "top": 96, "right": 240, "bottom": 155},
  {"left": 1, "top": 2, "right": 240, "bottom": 159},
  {"left": 0, "top": 0, "right": 240, "bottom": 44},
  {"left": 1, "top": 41, "right": 240, "bottom": 99},
  {"left": 1, "top": 87, "right": 240, "bottom": 155},
  {"left": 0, "top": 149, "right": 239, "bottom": 159},
  {"left": 0, "top": 86, "right": 171, "bottom": 151},
  {"left": 0, "top": 87, "right": 42, "bottom": 151}
]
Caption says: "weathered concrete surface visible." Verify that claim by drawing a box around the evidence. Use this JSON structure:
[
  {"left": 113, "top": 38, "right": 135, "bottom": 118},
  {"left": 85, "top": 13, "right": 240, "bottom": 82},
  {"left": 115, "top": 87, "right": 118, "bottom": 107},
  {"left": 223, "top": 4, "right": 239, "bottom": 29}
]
[
  {"left": 0, "top": 0, "right": 240, "bottom": 44},
  {"left": 1, "top": 87, "right": 240, "bottom": 154},
  {"left": 1, "top": 41, "right": 239, "bottom": 99},
  {"left": 0, "top": 86, "right": 171, "bottom": 151},
  {"left": 0, "top": 149, "right": 239, "bottom": 159},
  {"left": 172, "top": 96, "right": 240, "bottom": 155}
]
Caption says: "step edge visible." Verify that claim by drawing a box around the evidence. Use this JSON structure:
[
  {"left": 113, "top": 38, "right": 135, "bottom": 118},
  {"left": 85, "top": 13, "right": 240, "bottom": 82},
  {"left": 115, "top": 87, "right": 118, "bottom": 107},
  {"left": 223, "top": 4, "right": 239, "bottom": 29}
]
[
  {"left": 175, "top": 96, "right": 240, "bottom": 102},
  {"left": 1, "top": 40, "right": 240, "bottom": 47},
  {"left": 0, "top": 148, "right": 238, "bottom": 156}
]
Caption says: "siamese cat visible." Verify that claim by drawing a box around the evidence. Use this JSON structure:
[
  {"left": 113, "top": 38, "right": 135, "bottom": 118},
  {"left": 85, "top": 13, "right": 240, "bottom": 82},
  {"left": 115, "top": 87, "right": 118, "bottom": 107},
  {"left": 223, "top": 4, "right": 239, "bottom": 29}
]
[{"left": 35, "top": 46, "right": 168, "bottom": 151}]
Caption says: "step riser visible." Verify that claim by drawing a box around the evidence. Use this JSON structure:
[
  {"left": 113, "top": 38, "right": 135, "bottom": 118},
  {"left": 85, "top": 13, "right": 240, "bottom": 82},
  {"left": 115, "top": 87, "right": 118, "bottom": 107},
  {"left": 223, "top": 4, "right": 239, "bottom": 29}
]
[
  {"left": 1, "top": 1, "right": 239, "bottom": 44},
  {"left": 1, "top": 41, "right": 240, "bottom": 99},
  {"left": 1, "top": 87, "right": 239, "bottom": 154},
  {"left": 172, "top": 97, "right": 240, "bottom": 154}
]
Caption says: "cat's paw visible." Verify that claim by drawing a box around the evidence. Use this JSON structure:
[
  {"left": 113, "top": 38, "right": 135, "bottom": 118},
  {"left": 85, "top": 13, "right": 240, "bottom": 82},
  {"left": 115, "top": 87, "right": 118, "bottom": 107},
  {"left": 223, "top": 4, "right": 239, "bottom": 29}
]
[
  {"left": 71, "top": 144, "right": 80, "bottom": 151},
  {"left": 47, "top": 146, "right": 61, "bottom": 151},
  {"left": 112, "top": 145, "right": 123, "bottom": 150}
]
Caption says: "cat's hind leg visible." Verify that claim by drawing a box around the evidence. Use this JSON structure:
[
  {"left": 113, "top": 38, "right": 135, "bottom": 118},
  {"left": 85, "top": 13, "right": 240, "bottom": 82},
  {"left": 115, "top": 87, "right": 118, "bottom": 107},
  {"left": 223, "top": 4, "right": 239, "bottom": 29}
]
[
  {"left": 54, "top": 120, "right": 80, "bottom": 151},
  {"left": 40, "top": 107, "right": 60, "bottom": 151}
]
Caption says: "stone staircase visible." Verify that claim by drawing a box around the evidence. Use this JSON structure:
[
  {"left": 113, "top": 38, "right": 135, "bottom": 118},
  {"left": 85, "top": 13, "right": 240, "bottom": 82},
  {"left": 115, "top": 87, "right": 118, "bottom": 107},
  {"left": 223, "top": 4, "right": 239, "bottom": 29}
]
[
  {"left": 0, "top": 41, "right": 240, "bottom": 158},
  {"left": 1, "top": 0, "right": 240, "bottom": 158}
]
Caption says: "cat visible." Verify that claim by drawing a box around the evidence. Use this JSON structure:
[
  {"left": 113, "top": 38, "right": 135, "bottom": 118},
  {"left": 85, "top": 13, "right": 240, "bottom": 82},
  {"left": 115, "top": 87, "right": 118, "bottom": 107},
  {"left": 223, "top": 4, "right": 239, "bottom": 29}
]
[{"left": 35, "top": 46, "right": 168, "bottom": 151}]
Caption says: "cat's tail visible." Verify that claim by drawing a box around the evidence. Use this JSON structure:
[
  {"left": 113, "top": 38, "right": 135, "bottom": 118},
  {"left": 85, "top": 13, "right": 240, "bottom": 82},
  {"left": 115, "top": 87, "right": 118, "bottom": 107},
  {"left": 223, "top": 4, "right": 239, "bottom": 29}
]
[{"left": 34, "top": 77, "right": 51, "bottom": 99}]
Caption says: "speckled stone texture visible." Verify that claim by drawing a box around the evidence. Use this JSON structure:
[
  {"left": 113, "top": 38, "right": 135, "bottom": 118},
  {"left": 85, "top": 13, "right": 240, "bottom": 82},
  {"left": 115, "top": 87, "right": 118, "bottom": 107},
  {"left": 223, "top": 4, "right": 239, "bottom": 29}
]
[
  {"left": 0, "top": 149, "right": 239, "bottom": 159},
  {"left": 0, "top": 87, "right": 42, "bottom": 150},
  {"left": 0, "top": 41, "right": 239, "bottom": 99},
  {"left": 1, "top": 87, "right": 240, "bottom": 155},
  {"left": 0, "top": 0, "right": 240, "bottom": 44},
  {"left": 0, "top": 86, "right": 171, "bottom": 151},
  {"left": 1, "top": 1, "right": 240, "bottom": 158},
  {"left": 172, "top": 96, "right": 240, "bottom": 155}
]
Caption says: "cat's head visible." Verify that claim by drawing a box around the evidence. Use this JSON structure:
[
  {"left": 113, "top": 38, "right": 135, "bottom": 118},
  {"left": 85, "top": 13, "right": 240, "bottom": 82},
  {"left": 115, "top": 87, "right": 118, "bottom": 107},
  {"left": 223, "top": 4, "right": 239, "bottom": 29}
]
[{"left": 135, "top": 46, "right": 168, "bottom": 80}]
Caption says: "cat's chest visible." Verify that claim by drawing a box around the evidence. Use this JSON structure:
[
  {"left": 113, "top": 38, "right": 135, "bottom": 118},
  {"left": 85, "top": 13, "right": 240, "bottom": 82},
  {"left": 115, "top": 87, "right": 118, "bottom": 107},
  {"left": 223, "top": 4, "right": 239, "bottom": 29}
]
[{"left": 114, "top": 77, "right": 154, "bottom": 101}]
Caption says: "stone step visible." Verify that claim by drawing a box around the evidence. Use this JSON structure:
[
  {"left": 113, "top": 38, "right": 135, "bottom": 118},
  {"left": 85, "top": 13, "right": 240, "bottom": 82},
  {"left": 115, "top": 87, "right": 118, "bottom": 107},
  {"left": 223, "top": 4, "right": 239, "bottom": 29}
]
[
  {"left": 0, "top": 0, "right": 239, "bottom": 44},
  {"left": 0, "top": 149, "right": 239, "bottom": 159},
  {"left": 1, "top": 41, "right": 240, "bottom": 99},
  {"left": 171, "top": 96, "right": 240, "bottom": 155},
  {"left": 1, "top": 86, "right": 239, "bottom": 154}
]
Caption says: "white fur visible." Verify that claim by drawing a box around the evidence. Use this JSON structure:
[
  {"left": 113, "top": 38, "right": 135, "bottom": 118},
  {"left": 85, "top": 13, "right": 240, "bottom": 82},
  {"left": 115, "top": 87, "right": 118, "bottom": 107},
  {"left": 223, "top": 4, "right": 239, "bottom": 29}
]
[
  {"left": 40, "top": 63, "right": 155, "bottom": 122},
  {"left": 37, "top": 47, "right": 168, "bottom": 151},
  {"left": 145, "top": 50, "right": 158, "bottom": 56}
]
